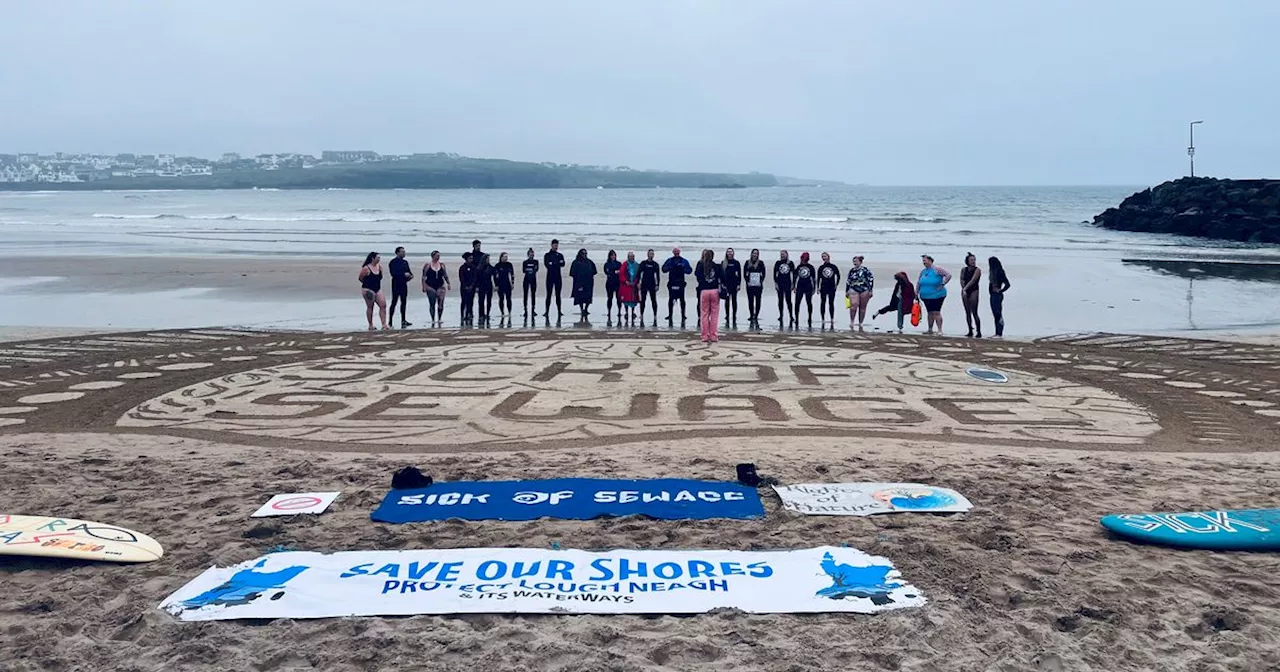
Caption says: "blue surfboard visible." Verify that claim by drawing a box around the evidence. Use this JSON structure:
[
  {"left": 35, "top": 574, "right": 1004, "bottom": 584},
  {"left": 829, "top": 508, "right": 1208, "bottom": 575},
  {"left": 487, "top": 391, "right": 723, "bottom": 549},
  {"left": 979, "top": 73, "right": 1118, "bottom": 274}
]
[{"left": 1100, "top": 509, "right": 1280, "bottom": 551}]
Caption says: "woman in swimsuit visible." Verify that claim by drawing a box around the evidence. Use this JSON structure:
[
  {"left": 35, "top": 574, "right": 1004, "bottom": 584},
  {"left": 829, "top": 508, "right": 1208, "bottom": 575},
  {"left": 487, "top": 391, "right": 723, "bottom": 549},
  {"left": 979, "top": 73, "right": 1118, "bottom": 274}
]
[
  {"left": 845, "top": 255, "right": 874, "bottom": 329},
  {"left": 421, "top": 250, "right": 450, "bottom": 324},
  {"left": 917, "top": 254, "right": 952, "bottom": 335},
  {"left": 960, "top": 252, "right": 983, "bottom": 338},
  {"left": 358, "top": 251, "right": 389, "bottom": 331}
]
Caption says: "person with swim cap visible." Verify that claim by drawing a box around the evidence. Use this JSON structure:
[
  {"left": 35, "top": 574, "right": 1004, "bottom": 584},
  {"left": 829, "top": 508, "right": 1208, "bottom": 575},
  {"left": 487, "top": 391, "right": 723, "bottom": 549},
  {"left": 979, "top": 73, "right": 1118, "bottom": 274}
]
[{"left": 662, "top": 246, "right": 692, "bottom": 323}]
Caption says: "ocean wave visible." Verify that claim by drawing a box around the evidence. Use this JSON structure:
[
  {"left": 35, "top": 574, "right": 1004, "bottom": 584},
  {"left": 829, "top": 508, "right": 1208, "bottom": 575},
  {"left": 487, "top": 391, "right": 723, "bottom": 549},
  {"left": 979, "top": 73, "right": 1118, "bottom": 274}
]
[
  {"left": 864, "top": 216, "right": 950, "bottom": 224},
  {"left": 682, "top": 214, "right": 852, "bottom": 223},
  {"left": 88, "top": 212, "right": 450, "bottom": 224}
]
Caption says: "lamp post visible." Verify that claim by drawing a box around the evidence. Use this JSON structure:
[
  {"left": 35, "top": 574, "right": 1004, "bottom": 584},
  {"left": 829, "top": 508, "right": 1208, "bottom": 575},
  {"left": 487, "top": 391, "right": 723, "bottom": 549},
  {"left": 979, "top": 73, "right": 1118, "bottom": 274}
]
[{"left": 1188, "top": 120, "right": 1203, "bottom": 177}]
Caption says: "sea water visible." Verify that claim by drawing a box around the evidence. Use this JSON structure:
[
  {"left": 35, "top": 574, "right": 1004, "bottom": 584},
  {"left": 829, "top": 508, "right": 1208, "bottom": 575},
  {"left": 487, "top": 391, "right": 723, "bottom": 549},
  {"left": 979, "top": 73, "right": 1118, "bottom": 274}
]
[{"left": 0, "top": 186, "right": 1277, "bottom": 335}]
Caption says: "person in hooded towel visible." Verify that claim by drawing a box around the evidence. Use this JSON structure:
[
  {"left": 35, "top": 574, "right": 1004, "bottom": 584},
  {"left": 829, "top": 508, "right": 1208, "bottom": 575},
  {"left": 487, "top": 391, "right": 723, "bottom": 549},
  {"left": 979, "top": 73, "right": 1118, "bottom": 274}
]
[{"left": 569, "top": 248, "right": 597, "bottom": 317}]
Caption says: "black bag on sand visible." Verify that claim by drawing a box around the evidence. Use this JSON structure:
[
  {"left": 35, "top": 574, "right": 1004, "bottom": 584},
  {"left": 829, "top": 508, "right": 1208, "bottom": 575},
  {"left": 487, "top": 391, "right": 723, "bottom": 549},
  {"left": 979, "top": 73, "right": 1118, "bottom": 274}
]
[
  {"left": 392, "top": 466, "right": 433, "bottom": 490},
  {"left": 736, "top": 463, "right": 778, "bottom": 487}
]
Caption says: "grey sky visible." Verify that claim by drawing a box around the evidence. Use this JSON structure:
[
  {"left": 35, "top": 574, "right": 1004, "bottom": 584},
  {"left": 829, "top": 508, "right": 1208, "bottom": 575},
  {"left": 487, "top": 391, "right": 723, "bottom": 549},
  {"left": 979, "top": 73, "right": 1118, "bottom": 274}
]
[{"left": 2, "top": 0, "right": 1276, "bottom": 185}]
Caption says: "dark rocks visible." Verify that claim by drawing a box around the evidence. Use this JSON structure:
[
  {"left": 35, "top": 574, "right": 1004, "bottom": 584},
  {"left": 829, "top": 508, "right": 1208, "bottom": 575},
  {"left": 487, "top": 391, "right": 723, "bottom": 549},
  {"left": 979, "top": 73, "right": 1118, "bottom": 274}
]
[{"left": 1093, "top": 177, "right": 1280, "bottom": 243}]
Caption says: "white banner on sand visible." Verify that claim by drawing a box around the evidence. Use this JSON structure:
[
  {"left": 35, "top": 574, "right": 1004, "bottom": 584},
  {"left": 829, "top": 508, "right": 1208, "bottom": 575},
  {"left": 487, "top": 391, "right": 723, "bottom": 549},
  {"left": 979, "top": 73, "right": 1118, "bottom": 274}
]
[
  {"left": 773, "top": 483, "right": 972, "bottom": 516},
  {"left": 251, "top": 492, "right": 340, "bottom": 518},
  {"left": 160, "top": 547, "right": 924, "bottom": 621}
]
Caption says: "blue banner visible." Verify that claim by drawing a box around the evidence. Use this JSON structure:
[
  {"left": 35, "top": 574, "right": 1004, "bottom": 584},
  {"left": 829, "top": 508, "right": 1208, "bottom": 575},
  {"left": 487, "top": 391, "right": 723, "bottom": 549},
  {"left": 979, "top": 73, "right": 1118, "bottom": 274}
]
[{"left": 371, "top": 478, "right": 764, "bottom": 523}]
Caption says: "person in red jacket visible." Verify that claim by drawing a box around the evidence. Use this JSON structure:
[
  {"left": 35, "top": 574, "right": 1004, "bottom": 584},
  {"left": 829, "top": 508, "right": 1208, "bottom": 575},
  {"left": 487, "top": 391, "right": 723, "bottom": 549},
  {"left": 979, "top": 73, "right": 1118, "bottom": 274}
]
[{"left": 873, "top": 271, "right": 917, "bottom": 333}]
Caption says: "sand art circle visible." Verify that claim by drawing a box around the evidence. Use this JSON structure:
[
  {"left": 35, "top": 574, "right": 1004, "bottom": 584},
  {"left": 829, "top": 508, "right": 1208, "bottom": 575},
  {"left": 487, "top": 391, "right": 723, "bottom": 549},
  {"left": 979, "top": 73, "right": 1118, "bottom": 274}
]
[{"left": 118, "top": 339, "right": 1161, "bottom": 452}]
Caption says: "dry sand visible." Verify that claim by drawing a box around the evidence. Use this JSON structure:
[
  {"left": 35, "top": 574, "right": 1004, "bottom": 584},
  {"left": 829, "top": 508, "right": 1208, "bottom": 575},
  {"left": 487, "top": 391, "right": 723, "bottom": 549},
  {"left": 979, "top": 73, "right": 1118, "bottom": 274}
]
[{"left": 2, "top": 328, "right": 1280, "bottom": 671}]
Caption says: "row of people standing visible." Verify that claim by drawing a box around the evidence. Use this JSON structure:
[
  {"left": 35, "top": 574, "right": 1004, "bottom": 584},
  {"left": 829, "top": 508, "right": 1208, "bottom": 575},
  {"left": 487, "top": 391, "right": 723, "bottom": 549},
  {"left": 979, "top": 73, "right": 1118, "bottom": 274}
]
[{"left": 358, "top": 241, "right": 1010, "bottom": 337}]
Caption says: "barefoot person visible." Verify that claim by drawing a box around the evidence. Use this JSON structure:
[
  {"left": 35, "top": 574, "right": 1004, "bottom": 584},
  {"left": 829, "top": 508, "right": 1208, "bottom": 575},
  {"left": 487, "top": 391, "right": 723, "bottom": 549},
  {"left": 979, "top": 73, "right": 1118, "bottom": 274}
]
[
  {"left": 544, "top": 239, "right": 566, "bottom": 317},
  {"left": 873, "top": 271, "right": 916, "bottom": 333},
  {"left": 960, "top": 252, "right": 983, "bottom": 338},
  {"left": 695, "top": 249, "right": 723, "bottom": 343},
  {"left": 845, "top": 255, "right": 874, "bottom": 329},
  {"left": 662, "top": 247, "right": 692, "bottom": 323},
  {"left": 817, "top": 252, "right": 839, "bottom": 325},
  {"left": 917, "top": 254, "right": 951, "bottom": 335},
  {"left": 795, "top": 252, "right": 816, "bottom": 327},
  {"left": 603, "top": 250, "right": 622, "bottom": 320},
  {"left": 638, "top": 249, "right": 660, "bottom": 324},
  {"left": 494, "top": 252, "right": 515, "bottom": 318},
  {"left": 387, "top": 246, "right": 413, "bottom": 328},
  {"left": 721, "top": 247, "right": 741, "bottom": 326},
  {"left": 421, "top": 250, "right": 450, "bottom": 324},
  {"left": 570, "top": 248, "right": 597, "bottom": 319},
  {"left": 521, "top": 248, "right": 539, "bottom": 317},
  {"left": 988, "top": 255, "right": 1011, "bottom": 338},
  {"left": 358, "top": 252, "right": 389, "bottom": 331},
  {"left": 743, "top": 249, "right": 766, "bottom": 324},
  {"left": 458, "top": 252, "right": 478, "bottom": 324},
  {"left": 774, "top": 250, "right": 795, "bottom": 326},
  {"left": 620, "top": 251, "right": 640, "bottom": 323}
]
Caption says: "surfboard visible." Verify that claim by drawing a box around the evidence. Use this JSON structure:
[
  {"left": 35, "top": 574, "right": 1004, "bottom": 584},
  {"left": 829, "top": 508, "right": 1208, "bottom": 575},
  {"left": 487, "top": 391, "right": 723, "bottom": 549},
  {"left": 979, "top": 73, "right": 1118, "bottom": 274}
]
[
  {"left": 1100, "top": 509, "right": 1280, "bottom": 551},
  {"left": 0, "top": 514, "right": 164, "bottom": 563},
  {"left": 965, "top": 367, "right": 1009, "bottom": 383}
]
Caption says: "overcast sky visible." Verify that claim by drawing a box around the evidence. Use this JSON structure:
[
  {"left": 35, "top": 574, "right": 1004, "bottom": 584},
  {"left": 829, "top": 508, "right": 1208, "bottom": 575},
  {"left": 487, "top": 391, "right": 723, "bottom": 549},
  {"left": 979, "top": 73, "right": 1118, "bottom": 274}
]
[{"left": 2, "top": 1, "right": 1276, "bottom": 185}]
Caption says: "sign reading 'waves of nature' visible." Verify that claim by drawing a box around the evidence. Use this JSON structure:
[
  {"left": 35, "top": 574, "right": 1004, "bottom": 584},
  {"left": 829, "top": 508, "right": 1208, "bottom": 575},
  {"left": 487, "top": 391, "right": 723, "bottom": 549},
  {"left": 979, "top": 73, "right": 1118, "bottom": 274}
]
[
  {"left": 160, "top": 547, "right": 924, "bottom": 620},
  {"left": 371, "top": 478, "right": 764, "bottom": 523}
]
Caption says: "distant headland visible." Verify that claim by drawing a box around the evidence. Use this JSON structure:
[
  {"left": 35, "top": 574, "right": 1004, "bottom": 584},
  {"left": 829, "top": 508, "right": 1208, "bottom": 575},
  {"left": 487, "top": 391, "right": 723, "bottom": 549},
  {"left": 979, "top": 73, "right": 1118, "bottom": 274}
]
[
  {"left": 1094, "top": 177, "right": 1280, "bottom": 244},
  {"left": 0, "top": 150, "right": 840, "bottom": 191}
]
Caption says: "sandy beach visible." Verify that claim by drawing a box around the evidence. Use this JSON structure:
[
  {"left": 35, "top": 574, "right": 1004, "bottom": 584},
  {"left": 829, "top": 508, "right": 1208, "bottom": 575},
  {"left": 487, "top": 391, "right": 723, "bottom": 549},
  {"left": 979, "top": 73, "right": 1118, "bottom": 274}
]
[{"left": 2, "top": 327, "right": 1279, "bottom": 671}]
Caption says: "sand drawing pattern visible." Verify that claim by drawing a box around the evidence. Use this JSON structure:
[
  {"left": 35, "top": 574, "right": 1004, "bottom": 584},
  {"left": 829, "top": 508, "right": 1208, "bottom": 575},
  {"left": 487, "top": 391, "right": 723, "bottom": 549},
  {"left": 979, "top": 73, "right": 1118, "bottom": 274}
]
[{"left": 0, "top": 329, "right": 1277, "bottom": 452}]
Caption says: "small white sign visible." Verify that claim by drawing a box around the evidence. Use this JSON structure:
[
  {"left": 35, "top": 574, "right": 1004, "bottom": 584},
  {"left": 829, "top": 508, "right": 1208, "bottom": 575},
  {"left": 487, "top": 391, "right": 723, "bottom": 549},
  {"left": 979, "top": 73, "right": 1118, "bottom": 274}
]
[
  {"left": 773, "top": 483, "right": 972, "bottom": 516},
  {"left": 251, "top": 492, "right": 340, "bottom": 518}
]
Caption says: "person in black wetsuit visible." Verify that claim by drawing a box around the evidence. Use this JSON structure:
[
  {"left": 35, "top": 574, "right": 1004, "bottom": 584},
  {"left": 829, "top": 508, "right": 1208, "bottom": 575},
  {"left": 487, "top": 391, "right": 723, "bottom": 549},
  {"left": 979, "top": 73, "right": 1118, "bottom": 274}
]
[
  {"left": 569, "top": 248, "right": 597, "bottom": 318},
  {"left": 720, "top": 247, "right": 742, "bottom": 326},
  {"left": 475, "top": 253, "right": 495, "bottom": 322},
  {"left": 817, "top": 252, "right": 840, "bottom": 325},
  {"left": 387, "top": 246, "right": 414, "bottom": 328},
  {"left": 603, "top": 250, "right": 621, "bottom": 320},
  {"left": 466, "top": 239, "right": 482, "bottom": 262},
  {"left": 521, "top": 248, "right": 539, "bottom": 317},
  {"left": 494, "top": 252, "right": 515, "bottom": 318},
  {"left": 458, "top": 253, "right": 478, "bottom": 324},
  {"left": 960, "top": 252, "right": 983, "bottom": 338},
  {"left": 421, "top": 250, "right": 450, "bottom": 324},
  {"left": 774, "top": 250, "right": 796, "bottom": 326},
  {"left": 638, "top": 249, "right": 660, "bottom": 323},
  {"left": 743, "top": 249, "right": 766, "bottom": 324},
  {"left": 358, "top": 251, "right": 389, "bottom": 331},
  {"left": 662, "top": 247, "right": 692, "bottom": 323},
  {"left": 795, "top": 252, "right": 816, "bottom": 327},
  {"left": 544, "top": 239, "right": 565, "bottom": 317}
]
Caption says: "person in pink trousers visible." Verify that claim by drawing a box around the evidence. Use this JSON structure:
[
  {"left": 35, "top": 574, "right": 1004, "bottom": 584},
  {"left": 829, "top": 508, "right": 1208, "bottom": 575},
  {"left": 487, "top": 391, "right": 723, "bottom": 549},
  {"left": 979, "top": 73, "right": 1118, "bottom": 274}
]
[{"left": 694, "top": 249, "right": 723, "bottom": 343}]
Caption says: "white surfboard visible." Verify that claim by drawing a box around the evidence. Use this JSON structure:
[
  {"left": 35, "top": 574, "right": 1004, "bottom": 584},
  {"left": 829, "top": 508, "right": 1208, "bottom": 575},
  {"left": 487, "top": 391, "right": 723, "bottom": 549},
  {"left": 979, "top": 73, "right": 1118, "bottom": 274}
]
[{"left": 0, "top": 514, "right": 164, "bottom": 563}]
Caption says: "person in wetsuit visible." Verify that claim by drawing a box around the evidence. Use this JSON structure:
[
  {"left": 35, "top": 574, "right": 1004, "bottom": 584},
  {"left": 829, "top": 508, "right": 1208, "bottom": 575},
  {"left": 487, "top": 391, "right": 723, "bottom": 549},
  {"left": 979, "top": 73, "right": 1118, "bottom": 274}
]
[
  {"left": 817, "top": 252, "right": 839, "bottom": 325},
  {"left": 458, "top": 252, "right": 478, "bottom": 324},
  {"left": 794, "top": 252, "right": 816, "bottom": 326},
  {"left": 662, "top": 247, "right": 692, "bottom": 322},
  {"left": 743, "top": 248, "right": 766, "bottom": 324},
  {"left": 358, "top": 251, "right": 389, "bottom": 331},
  {"left": 960, "top": 252, "right": 983, "bottom": 338},
  {"left": 386, "top": 246, "right": 413, "bottom": 328},
  {"left": 544, "top": 239, "right": 565, "bottom": 317},
  {"left": 721, "top": 247, "right": 742, "bottom": 326},
  {"left": 988, "top": 256, "right": 1011, "bottom": 338},
  {"left": 638, "top": 249, "right": 661, "bottom": 323},
  {"left": 569, "top": 248, "right": 597, "bottom": 318},
  {"left": 494, "top": 252, "right": 515, "bottom": 318},
  {"left": 521, "top": 248, "right": 539, "bottom": 317},
  {"left": 474, "top": 253, "right": 495, "bottom": 322},
  {"left": 774, "top": 250, "right": 796, "bottom": 326},
  {"left": 603, "top": 250, "right": 621, "bottom": 320},
  {"left": 421, "top": 250, "right": 450, "bottom": 324}
]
